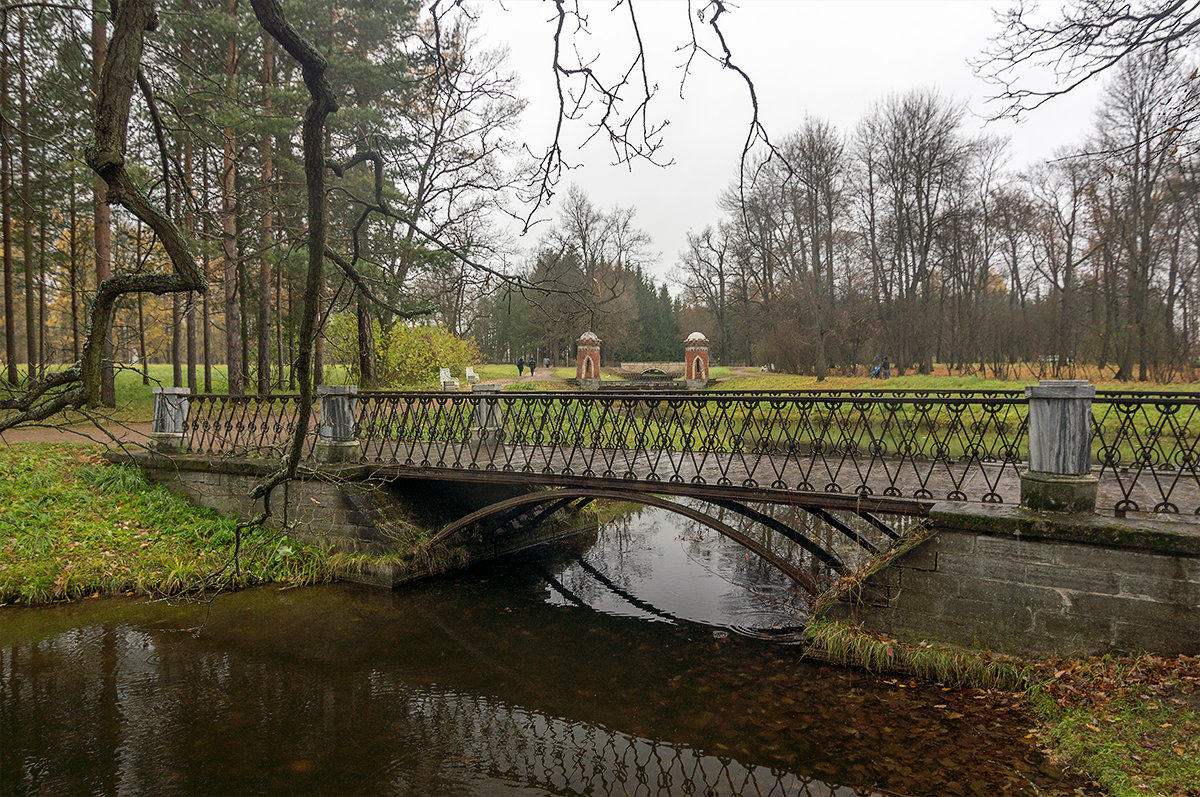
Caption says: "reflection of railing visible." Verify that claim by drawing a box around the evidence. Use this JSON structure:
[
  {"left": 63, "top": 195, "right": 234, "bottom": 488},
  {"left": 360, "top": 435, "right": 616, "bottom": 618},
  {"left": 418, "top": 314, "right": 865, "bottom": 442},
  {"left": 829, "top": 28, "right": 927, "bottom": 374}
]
[
  {"left": 167, "top": 387, "right": 1200, "bottom": 515},
  {"left": 407, "top": 686, "right": 877, "bottom": 797}
]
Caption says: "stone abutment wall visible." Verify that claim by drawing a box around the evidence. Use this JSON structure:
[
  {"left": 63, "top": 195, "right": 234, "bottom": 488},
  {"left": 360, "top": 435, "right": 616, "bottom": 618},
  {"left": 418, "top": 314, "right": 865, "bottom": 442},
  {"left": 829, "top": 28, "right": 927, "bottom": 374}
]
[
  {"left": 822, "top": 503, "right": 1200, "bottom": 657},
  {"left": 120, "top": 453, "right": 590, "bottom": 588}
]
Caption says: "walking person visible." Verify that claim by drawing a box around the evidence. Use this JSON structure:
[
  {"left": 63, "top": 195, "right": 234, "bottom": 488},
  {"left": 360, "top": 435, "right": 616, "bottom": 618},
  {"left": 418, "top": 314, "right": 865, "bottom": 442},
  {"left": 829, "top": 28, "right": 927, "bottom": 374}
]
[
  {"left": 517, "top": 356, "right": 525, "bottom": 377},
  {"left": 528, "top": 357, "right": 536, "bottom": 376}
]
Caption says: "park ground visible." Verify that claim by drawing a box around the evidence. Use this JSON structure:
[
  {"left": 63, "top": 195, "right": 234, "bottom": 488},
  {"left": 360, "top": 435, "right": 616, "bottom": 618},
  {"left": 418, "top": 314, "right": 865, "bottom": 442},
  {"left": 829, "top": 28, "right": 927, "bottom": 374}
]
[
  {"left": 2, "top": 364, "right": 1200, "bottom": 794},
  {"left": 2, "top": 359, "right": 1195, "bottom": 444}
]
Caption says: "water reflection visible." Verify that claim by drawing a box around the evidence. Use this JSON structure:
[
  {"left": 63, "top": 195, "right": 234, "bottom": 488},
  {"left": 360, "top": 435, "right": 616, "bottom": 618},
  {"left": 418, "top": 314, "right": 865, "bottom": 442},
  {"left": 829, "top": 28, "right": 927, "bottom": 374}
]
[
  {"left": 0, "top": 508, "right": 1092, "bottom": 796},
  {"left": 545, "top": 509, "right": 809, "bottom": 636}
]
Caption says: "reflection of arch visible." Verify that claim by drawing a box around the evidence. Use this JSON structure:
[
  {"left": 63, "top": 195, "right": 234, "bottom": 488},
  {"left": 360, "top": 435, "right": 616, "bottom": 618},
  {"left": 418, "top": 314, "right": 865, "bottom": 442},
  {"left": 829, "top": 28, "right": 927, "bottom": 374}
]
[
  {"left": 428, "top": 488, "right": 816, "bottom": 589},
  {"left": 708, "top": 499, "right": 845, "bottom": 572}
]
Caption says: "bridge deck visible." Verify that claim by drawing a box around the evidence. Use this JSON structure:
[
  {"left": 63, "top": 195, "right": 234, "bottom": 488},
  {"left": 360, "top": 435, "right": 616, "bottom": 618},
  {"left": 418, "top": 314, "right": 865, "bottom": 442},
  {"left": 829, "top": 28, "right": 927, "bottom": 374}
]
[{"left": 360, "top": 441, "right": 1191, "bottom": 517}]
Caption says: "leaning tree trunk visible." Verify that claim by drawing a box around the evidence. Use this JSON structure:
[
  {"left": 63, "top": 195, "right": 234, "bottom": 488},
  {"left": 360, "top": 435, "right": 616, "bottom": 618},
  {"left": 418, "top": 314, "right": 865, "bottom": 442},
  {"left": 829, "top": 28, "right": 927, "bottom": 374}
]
[
  {"left": 246, "top": 0, "right": 337, "bottom": 500},
  {"left": 0, "top": 0, "right": 207, "bottom": 430}
]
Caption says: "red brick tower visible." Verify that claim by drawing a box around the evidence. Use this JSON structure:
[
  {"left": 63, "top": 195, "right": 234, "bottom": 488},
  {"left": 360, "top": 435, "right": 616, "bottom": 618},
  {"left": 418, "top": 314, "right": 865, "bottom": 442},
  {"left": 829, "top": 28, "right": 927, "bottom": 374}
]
[
  {"left": 576, "top": 331, "right": 601, "bottom": 385},
  {"left": 684, "top": 332, "right": 709, "bottom": 384}
]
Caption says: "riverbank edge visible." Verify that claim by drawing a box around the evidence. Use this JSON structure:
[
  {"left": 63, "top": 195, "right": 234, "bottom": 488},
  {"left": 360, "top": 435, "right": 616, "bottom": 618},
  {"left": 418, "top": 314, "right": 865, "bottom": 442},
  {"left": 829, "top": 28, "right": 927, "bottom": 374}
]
[
  {"left": 802, "top": 618, "right": 1199, "bottom": 796},
  {"left": 1, "top": 442, "right": 634, "bottom": 604}
]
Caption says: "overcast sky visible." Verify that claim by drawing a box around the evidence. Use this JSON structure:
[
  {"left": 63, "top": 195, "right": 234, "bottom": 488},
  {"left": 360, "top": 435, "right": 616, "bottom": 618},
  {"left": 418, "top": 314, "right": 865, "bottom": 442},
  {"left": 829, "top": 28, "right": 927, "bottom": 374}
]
[{"left": 474, "top": 0, "right": 1102, "bottom": 280}]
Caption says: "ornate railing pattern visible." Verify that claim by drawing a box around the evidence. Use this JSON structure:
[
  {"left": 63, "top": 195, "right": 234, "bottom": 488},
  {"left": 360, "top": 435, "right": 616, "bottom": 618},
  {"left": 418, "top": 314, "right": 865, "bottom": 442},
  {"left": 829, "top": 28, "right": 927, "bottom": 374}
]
[
  {"left": 172, "top": 388, "right": 1200, "bottom": 515},
  {"left": 354, "top": 391, "right": 1031, "bottom": 506},
  {"left": 1092, "top": 394, "right": 1200, "bottom": 514},
  {"left": 181, "top": 393, "right": 318, "bottom": 459}
]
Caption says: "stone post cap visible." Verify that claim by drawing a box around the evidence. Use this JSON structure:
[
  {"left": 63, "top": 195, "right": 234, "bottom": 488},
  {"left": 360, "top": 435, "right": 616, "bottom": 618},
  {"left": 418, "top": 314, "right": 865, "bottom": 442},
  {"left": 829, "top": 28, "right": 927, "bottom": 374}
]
[
  {"left": 471, "top": 383, "right": 502, "bottom": 393},
  {"left": 316, "top": 384, "right": 358, "bottom": 396},
  {"left": 153, "top": 386, "right": 191, "bottom": 396},
  {"left": 1025, "top": 380, "right": 1095, "bottom": 399}
]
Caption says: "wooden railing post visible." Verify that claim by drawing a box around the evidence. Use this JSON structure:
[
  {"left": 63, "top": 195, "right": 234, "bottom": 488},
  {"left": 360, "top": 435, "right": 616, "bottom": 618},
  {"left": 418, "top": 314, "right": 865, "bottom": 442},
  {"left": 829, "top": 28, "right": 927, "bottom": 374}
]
[
  {"left": 150, "top": 386, "right": 190, "bottom": 454},
  {"left": 316, "top": 385, "right": 359, "bottom": 463},
  {"left": 1021, "top": 379, "right": 1097, "bottom": 513}
]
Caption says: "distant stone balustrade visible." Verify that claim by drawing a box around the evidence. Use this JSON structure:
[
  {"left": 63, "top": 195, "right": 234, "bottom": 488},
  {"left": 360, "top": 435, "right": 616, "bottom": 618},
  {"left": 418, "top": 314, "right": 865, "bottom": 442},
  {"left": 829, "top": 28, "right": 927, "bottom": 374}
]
[{"left": 616, "top": 362, "right": 685, "bottom": 379}]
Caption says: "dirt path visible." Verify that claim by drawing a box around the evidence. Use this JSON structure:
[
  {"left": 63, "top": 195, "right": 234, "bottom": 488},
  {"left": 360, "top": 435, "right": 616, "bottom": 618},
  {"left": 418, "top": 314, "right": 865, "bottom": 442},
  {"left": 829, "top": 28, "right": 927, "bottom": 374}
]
[
  {"left": 487, "top": 366, "right": 570, "bottom": 387},
  {"left": 0, "top": 421, "right": 152, "bottom": 446}
]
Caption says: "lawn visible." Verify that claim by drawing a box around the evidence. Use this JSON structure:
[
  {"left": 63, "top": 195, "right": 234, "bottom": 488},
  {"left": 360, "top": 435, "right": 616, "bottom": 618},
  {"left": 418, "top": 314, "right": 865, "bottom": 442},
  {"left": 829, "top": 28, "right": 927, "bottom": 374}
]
[{"left": 0, "top": 443, "right": 340, "bottom": 604}]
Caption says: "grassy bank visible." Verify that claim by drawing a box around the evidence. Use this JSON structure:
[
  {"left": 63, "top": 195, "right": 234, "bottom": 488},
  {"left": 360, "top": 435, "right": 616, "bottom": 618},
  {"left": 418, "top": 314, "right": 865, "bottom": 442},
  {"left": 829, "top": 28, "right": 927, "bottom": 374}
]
[
  {"left": 805, "top": 620, "right": 1200, "bottom": 796},
  {"left": 0, "top": 443, "right": 344, "bottom": 604}
]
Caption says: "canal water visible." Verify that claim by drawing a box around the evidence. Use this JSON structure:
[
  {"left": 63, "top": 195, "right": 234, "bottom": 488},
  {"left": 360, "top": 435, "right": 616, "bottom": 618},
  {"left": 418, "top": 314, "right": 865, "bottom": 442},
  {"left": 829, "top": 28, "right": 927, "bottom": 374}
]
[{"left": 1, "top": 507, "right": 1094, "bottom": 796}]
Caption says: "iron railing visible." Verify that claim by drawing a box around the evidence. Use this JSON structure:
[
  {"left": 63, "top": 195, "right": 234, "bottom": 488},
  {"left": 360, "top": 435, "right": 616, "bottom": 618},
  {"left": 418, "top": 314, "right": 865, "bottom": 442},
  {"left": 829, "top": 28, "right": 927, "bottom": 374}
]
[
  {"left": 182, "top": 393, "right": 318, "bottom": 459},
  {"left": 173, "top": 389, "right": 1200, "bottom": 516},
  {"left": 355, "top": 391, "right": 1029, "bottom": 505},
  {"left": 1092, "top": 394, "right": 1200, "bottom": 514}
]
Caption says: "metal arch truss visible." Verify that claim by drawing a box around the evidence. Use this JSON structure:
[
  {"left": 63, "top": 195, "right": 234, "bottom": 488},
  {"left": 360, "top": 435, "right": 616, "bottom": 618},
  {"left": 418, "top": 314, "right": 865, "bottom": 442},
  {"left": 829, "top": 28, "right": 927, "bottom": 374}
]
[{"left": 429, "top": 487, "right": 851, "bottom": 592}]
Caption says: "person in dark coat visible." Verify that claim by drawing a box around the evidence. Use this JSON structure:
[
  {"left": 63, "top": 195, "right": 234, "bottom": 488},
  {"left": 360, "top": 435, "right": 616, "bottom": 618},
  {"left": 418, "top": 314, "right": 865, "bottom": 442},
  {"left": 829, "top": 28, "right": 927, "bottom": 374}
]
[
  {"left": 517, "top": 357, "right": 525, "bottom": 376},
  {"left": 528, "top": 358, "right": 536, "bottom": 376}
]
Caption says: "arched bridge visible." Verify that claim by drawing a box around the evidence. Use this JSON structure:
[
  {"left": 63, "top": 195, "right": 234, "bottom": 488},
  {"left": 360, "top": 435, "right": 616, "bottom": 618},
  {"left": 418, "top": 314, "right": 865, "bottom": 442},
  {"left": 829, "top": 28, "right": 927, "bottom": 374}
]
[{"left": 165, "top": 387, "right": 1200, "bottom": 586}]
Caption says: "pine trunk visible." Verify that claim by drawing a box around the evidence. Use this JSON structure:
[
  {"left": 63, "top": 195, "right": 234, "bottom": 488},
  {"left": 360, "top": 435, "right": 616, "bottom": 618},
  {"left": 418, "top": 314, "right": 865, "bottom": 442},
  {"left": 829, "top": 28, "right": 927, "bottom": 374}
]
[
  {"left": 69, "top": 166, "right": 79, "bottom": 362},
  {"left": 19, "top": 15, "right": 36, "bottom": 376},
  {"left": 222, "top": 0, "right": 243, "bottom": 393},
  {"left": 138, "top": 293, "right": 148, "bottom": 385},
  {"left": 202, "top": 149, "right": 213, "bottom": 393},
  {"left": 37, "top": 174, "right": 45, "bottom": 371},
  {"left": 1, "top": 26, "right": 15, "bottom": 386},
  {"left": 258, "top": 34, "right": 274, "bottom": 394},
  {"left": 92, "top": 0, "right": 115, "bottom": 406}
]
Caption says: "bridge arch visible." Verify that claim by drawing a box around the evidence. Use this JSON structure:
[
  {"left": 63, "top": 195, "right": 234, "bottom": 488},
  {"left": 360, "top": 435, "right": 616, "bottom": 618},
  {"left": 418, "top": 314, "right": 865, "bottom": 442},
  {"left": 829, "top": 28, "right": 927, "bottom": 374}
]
[{"left": 428, "top": 488, "right": 823, "bottom": 591}]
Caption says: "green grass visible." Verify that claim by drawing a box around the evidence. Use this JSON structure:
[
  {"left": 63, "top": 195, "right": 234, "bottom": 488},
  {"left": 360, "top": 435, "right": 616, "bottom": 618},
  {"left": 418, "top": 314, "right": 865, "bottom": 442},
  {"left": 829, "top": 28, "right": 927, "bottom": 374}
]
[
  {"left": 0, "top": 363, "right": 355, "bottom": 425},
  {"left": 804, "top": 618, "right": 1028, "bottom": 690},
  {"left": 1027, "top": 656, "right": 1200, "bottom": 796},
  {"left": 0, "top": 443, "right": 342, "bottom": 604},
  {"left": 716, "top": 371, "right": 1200, "bottom": 393}
]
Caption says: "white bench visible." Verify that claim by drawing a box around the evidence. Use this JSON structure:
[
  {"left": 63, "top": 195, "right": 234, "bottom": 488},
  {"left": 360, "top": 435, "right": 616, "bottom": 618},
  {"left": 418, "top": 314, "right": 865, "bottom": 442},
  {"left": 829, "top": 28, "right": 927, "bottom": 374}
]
[
  {"left": 465, "top": 366, "right": 480, "bottom": 384},
  {"left": 439, "top": 367, "right": 460, "bottom": 390}
]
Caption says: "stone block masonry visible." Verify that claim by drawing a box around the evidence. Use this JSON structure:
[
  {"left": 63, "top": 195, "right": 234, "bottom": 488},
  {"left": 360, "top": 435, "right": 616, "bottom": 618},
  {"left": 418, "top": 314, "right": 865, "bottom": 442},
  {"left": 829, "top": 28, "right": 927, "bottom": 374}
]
[
  {"left": 115, "top": 452, "right": 591, "bottom": 589},
  {"left": 822, "top": 503, "right": 1200, "bottom": 658}
]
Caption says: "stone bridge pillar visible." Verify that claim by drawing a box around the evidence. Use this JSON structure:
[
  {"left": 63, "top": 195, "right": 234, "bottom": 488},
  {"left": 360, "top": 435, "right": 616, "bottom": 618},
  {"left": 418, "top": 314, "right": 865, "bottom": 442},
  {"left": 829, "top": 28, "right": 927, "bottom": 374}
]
[
  {"left": 684, "top": 332, "right": 709, "bottom": 389},
  {"left": 150, "top": 386, "right": 190, "bottom": 454},
  {"left": 317, "top": 385, "right": 360, "bottom": 463},
  {"left": 1022, "top": 379, "right": 1097, "bottom": 513},
  {"left": 576, "top": 331, "right": 601, "bottom": 390},
  {"left": 470, "top": 383, "right": 504, "bottom": 444}
]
